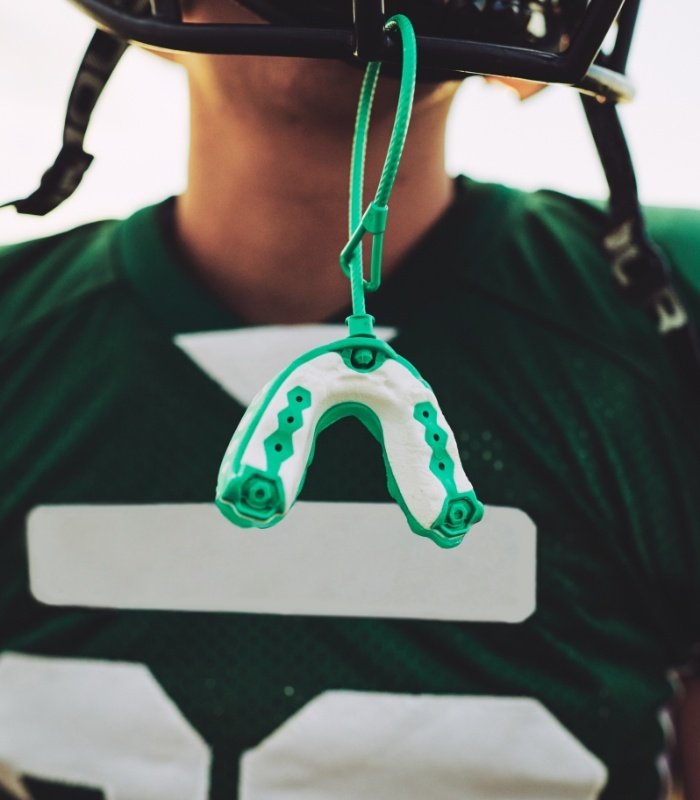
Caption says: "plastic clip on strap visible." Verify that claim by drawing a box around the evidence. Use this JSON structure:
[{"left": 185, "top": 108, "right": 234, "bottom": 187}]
[{"left": 216, "top": 15, "right": 484, "bottom": 548}]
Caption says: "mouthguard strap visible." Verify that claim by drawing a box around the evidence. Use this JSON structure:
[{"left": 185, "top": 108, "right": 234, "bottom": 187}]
[{"left": 340, "top": 14, "right": 417, "bottom": 332}]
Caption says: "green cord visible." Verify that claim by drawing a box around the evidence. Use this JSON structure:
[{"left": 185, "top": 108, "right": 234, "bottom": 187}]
[{"left": 340, "top": 15, "right": 417, "bottom": 337}]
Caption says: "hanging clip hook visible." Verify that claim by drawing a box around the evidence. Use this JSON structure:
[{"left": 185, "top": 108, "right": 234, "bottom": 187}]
[
  {"left": 339, "top": 199, "right": 388, "bottom": 293},
  {"left": 338, "top": 14, "right": 417, "bottom": 332}
]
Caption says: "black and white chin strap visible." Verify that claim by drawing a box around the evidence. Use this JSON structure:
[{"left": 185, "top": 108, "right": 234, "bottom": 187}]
[
  {"left": 582, "top": 94, "right": 700, "bottom": 395},
  {"left": 1, "top": 29, "right": 128, "bottom": 216},
  {"left": 2, "top": 0, "right": 172, "bottom": 216},
  {"left": 1, "top": 28, "right": 129, "bottom": 217}
]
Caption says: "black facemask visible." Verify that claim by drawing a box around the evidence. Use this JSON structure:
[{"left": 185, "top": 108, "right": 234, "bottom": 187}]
[{"left": 236, "top": 0, "right": 588, "bottom": 53}]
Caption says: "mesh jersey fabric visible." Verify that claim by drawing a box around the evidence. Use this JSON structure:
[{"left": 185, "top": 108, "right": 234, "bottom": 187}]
[{"left": 0, "top": 177, "right": 699, "bottom": 799}]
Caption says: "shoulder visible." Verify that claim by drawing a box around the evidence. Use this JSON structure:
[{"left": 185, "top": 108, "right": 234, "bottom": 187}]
[
  {"left": 644, "top": 204, "right": 700, "bottom": 263},
  {"left": 525, "top": 191, "right": 700, "bottom": 326},
  {"left": 499, "top": 185, "right": 699, "bottom": 307},
  {"left": 460, "top": 179, "right": 699, "bottom": 281},
  {"left": 0, "top": 218, "right": 121, "bottom": 346},
  {"left": 456, "top": 179, "right": 699, "bottom": 331},
  {"left": 454, "top": 181, "right": 623, "bottom": 336},
  {"left": 447, "top": 180, "right": 700, "bottom": 401},
  {"left": 644, "top": 205, "right": 700, "bottom": 322},
  {"left": 454, "top": 179, "right": 610, "bottom": 285}
]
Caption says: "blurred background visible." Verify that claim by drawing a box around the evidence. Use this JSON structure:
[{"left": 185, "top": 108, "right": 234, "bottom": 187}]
[{"left": 0, "top": 0, "right": 698, "bottom": 244}]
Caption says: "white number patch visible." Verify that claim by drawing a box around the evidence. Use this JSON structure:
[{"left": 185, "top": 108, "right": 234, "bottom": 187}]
[
  {"left": 241, "top": 691, "right": 608, "bottom": 800},
  {"left": 0, "top": 653, "right": 210, "bottom": 800},
  {"left": 0, "top": 655, "right": 607, "bottom": 800}
]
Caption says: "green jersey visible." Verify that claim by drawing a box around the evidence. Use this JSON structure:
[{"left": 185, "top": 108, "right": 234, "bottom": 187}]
[{"left": 1, "top": 178, "right": 699, "bottom": 799}]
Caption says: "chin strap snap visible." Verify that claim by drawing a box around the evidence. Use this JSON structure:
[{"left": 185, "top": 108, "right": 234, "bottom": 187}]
[{"left": 216, "top": 14, "right": 484, "bottom": 547}]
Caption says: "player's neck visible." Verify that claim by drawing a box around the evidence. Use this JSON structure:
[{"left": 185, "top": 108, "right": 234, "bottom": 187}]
[{"left": 175, "top": 77, "right": 458, "bottom": 325}]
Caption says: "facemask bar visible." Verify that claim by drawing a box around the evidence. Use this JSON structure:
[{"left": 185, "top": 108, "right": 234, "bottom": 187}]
[
  {"left": 67, "top": 0, "right": 630, "bottom": 91},
  {"left": 6, "top": 0, "right": 634, "bottom": 217}
]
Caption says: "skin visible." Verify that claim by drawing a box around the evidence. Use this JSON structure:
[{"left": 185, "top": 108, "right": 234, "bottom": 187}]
[
  {"left": 677, "top": 677, "right": 700, "bottom": 798},
  {"left": 172, "top": 0, "right": 461, "bottom": 323}
]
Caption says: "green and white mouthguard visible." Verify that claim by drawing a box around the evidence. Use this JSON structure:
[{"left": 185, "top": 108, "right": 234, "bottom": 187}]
[{"left": 216, "top": 333, "right": 483, "bottom": 547}]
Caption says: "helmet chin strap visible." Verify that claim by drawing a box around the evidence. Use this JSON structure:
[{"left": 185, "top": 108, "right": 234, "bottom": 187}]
[
  {"left": 1, "top": 29, "right": 127, "bottom": 216},
  {"left": 1, "top": 0, "right": 151, "bottom": 217},
  {"left": 580, "top": 0, "right": 700, "bottom": 395},
  {"left": 582, "top": 94, "right": 700, "bottom": 395}
]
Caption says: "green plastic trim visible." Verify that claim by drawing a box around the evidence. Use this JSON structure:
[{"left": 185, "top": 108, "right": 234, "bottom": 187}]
[
  {"left": 433, "top": 492, "right": 484, "bottom": 544},
  {"left": 218, "top": 465, "right": 285, "bottom": 527},
  {"left": 340, "top": 342, "right": 387, "bottom": 373},
  {"left": 217, "top": 386, "right": 312, "bottom": 528},
  {"left": 263, "top": 386, "right": 312, "bottom": 473},
  {"left": 345, "top": 313, "right": 376, "bottom": 338},
  {"left": 413, "top": 401, "right": 458, "bottom": 495}
]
